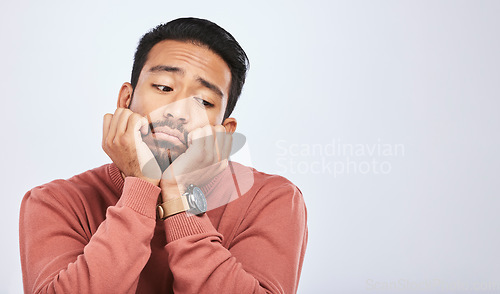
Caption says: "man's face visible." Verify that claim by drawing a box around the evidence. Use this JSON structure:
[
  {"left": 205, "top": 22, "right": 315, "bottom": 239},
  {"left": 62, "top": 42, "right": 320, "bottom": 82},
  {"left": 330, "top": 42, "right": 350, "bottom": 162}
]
[{"left": 123, "top": 40, "right": 232, "bottom": 170}]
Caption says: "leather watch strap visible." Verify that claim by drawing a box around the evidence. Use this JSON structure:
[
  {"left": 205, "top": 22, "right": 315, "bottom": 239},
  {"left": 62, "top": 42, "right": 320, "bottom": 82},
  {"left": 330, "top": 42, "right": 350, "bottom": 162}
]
[{"left": 157, "top": 196, "right": 189, "bottom": 220}]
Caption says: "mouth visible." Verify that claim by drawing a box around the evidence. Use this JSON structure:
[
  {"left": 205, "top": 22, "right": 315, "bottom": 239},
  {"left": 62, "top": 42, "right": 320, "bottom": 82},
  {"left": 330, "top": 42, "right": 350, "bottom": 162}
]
[{"left": 151, "top": 126, "right": 185, "bottom": 146}]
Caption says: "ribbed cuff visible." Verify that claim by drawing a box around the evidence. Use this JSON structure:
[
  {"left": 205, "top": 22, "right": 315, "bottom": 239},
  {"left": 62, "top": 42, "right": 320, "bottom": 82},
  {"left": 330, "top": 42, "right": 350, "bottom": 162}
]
[
  {"left": 108, "top": 163, "right": 125, "bottom": 193},
  {"left": 118, "top": 177, "right": 161, "bottom": 219},
  {"left": 164, "top": 212, "right": 217, "bottom": 243}
]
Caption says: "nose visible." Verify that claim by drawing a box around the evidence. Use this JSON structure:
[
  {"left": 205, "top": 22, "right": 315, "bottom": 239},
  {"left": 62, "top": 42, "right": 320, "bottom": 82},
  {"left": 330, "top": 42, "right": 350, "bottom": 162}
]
[{"left": 162, "top": 97, "right": 191, "bottom": 124}]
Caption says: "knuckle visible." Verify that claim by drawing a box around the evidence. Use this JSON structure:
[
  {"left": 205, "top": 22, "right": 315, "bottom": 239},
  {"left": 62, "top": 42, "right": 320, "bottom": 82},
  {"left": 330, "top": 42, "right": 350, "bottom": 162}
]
[
  {"left": 214, "top": 125, "right": 225, "bottom": 133},
  {"left": 121, "top": 109, "right": 132, "bottom": 119},
  {"left": 205, "top": 152, "right": 214, "bottom": 163},
  {"left": 128, "top": 113, "right": 141, "bottom": 125},
  {"left": 103, "top": 140, "right": 113, "bottom": 151},
  {"left": 206, "top": 125, "right": 215, "bottom": 134},
  {"left": 124, "top": 110, "right": 134, "bottom": 120},
  {"left": 111, "top": 137, "right": 120, "bottom": 146},
  {"left": 119, "top": 136, "right": 129, "bottom": 146},
  {"left": 191, "top": 129, "right": 202, "bottom": 140}
]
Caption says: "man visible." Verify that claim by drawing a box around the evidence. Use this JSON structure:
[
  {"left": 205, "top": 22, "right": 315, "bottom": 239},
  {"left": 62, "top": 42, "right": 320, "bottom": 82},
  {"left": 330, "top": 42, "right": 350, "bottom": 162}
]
[{"left": 19, "top": 17, "right": 307, "bottom": 293}]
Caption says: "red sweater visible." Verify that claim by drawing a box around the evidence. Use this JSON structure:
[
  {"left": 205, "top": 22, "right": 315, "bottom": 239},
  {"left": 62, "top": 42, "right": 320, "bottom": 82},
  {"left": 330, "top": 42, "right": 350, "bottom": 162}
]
[{"left": 19, "top": 161, "right": 307, "bottom": 293}]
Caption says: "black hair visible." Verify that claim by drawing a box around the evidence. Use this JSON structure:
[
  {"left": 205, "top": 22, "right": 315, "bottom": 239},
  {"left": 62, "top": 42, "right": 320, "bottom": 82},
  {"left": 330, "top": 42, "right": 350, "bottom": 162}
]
[{"left": 131, "top": 17, "right": 249, "bottom": 120}]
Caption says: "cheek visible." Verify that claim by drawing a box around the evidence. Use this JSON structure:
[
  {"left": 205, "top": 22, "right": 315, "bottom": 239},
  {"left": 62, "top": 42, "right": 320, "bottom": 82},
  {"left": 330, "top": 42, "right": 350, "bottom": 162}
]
[{"left": 130, "top": 93, "right": 162, "bottom": 117}]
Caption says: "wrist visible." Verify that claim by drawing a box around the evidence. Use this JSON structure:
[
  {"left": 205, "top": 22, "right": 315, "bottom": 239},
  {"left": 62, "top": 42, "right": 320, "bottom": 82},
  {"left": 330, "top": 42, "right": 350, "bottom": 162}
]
[
  {"left": 161, "top": 183, "right": 186, "bottom": 202},
  {"left": 140, "top": 176, "right": 160, "bottom": 187},
  {"left": 120, "top": 170, "right": 160, "bottom": 186},
  {"left": 157, "top": 184, "right": 207, "bottom": 220}
]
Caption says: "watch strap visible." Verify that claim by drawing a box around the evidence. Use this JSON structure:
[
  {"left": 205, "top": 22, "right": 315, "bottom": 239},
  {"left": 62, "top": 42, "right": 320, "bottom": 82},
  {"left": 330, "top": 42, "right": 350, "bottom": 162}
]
[{"left": 157, "top": 195, "right": 189, "bottom": 220}]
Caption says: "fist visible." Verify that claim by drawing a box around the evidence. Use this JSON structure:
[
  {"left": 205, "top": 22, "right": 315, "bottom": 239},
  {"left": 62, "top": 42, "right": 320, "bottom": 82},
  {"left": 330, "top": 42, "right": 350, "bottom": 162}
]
[
  {"left": 160, "top": 124, "right": 232, "bottom": 201},
  {"left": 102, "top": 108, "right": 162, "bottom": 186}
]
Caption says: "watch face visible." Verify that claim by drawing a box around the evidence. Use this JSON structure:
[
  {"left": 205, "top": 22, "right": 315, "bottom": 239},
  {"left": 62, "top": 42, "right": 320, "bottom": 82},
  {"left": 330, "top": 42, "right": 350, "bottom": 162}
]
[{"left": 192, "top": 187, "right": 207, "bottom": 213}]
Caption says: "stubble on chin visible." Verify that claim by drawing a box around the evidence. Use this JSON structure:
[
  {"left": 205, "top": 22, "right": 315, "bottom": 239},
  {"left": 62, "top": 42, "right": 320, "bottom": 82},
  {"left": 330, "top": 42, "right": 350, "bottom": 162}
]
[
  {"left": 143, "top": 137, "right": 187, "bottom": 172},
  {"left": 139, "top": 117, "right": 189, "bottom": 172}
]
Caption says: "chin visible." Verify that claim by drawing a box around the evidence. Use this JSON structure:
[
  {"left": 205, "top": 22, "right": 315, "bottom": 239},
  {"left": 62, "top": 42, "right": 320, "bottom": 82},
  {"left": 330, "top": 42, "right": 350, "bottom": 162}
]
[{"left": 152, "top": 147, "right": 185, "bottom": 172}]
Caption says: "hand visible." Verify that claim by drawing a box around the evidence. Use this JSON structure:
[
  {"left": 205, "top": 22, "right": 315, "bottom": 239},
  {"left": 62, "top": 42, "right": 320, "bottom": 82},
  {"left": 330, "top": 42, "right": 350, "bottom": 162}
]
[
  {"left": 102, "top": 108, "right": 162, "bottom": 186},
  {"left": 159, "top": 125, "right": 232, "bottom": 201}
]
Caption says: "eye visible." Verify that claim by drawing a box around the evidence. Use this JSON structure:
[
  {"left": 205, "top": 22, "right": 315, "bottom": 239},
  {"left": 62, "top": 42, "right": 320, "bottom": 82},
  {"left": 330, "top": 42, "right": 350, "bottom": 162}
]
[
  {"left": 153, "top": 84, "right": 173, "bottom": 92},
  {"left": 194, "top": 97, "right": 214, "bottom": 108}
]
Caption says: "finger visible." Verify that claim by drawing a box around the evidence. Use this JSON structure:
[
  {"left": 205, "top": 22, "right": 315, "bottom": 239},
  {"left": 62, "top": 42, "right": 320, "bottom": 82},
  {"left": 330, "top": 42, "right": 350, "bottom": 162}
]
[
  {"left": 125, "top": 112, "right": 144, "bottom": 135},
  {"left": 102, "top": 113, "right": 113, "bottom": 146},
  {"left": 186, "top": 127, "right": 206, "bottom": 163},
  {"left": 221, "top": 131, "right": 233, "bottom": 160},
  {"left": 218, "top": 158, "right": 229, "bottom": 173},
  {"left": 128, "top": 113, "right": 161, "bottom": 180},
  {"left": 203, "top": 125, "right": 216, "bottom": 162},
  {"left": 130, "top": 114, "right": 149, "bottom": 145},
  {"left": 214, "top": 125, "right": 226, "bottom": 162},
  {"left": 116, "top": 109, "right": 133, "bottom": 137},
  {"left": 131, "top": 114, "right": 149, "bottom": 136},
  {"left": 107, "top": 108, "right": 125, "bottom": 143},
  {"left": 140, "top": 115, "right": 150, "bottom": 135},
  {"left": 188, "top": 127, "right": 206, "bottom": 149}
]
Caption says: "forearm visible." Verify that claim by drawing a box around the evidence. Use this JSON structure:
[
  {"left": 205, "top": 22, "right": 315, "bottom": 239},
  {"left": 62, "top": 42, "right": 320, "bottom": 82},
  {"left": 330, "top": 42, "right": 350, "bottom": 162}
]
[
  {"left": 163, "top": 188, "right": 307, "bottom": 294},
  {"left": 164, "top": 214, "right": 271, "bottom": 293},
  {"left": 20, "top": 177, "right": 161, "bottom": 293}
]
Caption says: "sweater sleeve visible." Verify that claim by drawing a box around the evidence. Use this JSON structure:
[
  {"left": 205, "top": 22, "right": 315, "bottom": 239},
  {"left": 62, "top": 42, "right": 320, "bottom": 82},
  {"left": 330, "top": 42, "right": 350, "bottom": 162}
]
[
  {"left": 19, "top": 177, "right": 161, "bottom": 294},
  {"left": 163, "top": 181, "right": 308, "bottom": 294}
]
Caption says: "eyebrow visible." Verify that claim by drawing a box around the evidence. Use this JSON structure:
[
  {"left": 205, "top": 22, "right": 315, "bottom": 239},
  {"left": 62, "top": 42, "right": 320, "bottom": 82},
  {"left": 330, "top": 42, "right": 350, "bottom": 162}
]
[
  {"left": 148, "top": 65, "right": 184, "bottom": 74},
  {"left": 148, "top": 65, "right": 224, "bottom": 99},
  {"left": 196, "top": 77, "right": 224, "bottom": 99}
]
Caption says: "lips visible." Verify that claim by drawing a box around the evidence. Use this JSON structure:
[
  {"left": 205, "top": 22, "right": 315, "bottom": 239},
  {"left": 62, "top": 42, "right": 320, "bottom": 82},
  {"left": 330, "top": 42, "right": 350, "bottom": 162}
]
[{"left": 152, "top": 126, "right": 185, "bottom": 145}]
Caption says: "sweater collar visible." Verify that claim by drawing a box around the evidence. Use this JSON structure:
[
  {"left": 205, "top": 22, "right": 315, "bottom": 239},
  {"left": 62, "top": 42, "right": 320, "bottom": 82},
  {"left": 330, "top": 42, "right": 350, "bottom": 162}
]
[{"left": 107, "top": 162, "right": 231, "bottom": 196}]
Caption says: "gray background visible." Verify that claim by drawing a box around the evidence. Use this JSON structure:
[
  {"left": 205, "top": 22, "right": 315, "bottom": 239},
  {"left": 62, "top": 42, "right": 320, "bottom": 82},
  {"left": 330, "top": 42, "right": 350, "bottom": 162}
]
[{"left": 1, "top": 0, "right": 499, "bottom": 293}]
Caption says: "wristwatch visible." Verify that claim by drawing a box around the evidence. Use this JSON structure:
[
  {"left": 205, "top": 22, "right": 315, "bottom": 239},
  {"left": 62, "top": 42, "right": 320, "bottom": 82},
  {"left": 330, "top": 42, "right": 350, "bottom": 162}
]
[{"left": 157, "top": 184, "right": 207, "bottom": 220}]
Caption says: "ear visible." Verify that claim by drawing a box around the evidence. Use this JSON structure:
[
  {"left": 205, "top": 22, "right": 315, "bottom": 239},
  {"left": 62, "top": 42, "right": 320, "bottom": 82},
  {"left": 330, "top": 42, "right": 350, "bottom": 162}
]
[
  {"left": 222, "top": 117, "right": 237, "bottom": 134},
  {"left": 117, "top": 82, "right": 133, "bottom": 108}
]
